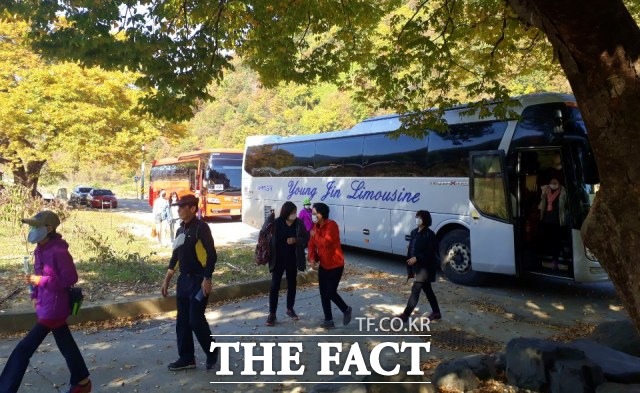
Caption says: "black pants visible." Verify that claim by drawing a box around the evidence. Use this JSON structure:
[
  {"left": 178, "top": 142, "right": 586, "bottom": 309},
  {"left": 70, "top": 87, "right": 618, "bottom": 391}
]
[
  {"left": 0, "top": 322, "right": 89, "bottom": 393},
  {"left": 269, "top": 258, "right": 298, "bottom": 313},
  {"left": 318, "top": 266, "right": 348, "bottom": 321},
  {"left": 403, "top": 281, "right": 440, "bottom": 317},
  {"left": 538, "top": 222, "right": 564, "bottom": 259},
  {"left": 176, "top": 275, "right": 214, "bottom": 362}
]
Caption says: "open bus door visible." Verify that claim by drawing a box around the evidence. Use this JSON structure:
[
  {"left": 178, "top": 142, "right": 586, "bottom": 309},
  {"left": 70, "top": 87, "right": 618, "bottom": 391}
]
[{"left": 468, "top": 151, "right": 516, "bottom": 276}]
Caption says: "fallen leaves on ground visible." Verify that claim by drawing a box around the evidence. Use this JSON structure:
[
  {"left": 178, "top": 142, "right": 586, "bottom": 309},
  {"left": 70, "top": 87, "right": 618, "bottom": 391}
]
[{"left": 548, "top": 321, "right": 596, "bottom": 342}]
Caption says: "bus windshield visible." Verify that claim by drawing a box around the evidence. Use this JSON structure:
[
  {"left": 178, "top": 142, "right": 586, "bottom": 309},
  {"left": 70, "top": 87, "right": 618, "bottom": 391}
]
[{"left": 207, "top": 157, "right": 242, "bottom": 193}]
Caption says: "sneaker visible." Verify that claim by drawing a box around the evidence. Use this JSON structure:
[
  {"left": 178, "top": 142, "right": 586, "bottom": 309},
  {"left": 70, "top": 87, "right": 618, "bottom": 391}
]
[
  {"left": 343, "top": 306, "right": 352, "bottom": 326},
  {"left": 67, "top": 380, "right": 91, "bottom": 393},
  {"left": 286, "top": 309, "right": 299, "bottom": 321},
  {"left": 168, "top": 358, "right": 196, "bottom": 371},
  {"left": 321, "top": 320, "right": 335, "bottom": 329},
  {"left": 265, "top": 313, "right": 276, "bottom": 326},
  {"left": 428, "top": 312, "right": 442, "bottom": 320},
  {"left": 206, "top": 347, "right": 219, "bottom": 370}
]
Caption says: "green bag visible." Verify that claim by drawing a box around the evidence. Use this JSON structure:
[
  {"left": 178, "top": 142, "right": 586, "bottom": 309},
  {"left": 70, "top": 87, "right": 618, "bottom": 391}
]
[{"left": 68, "top": 287, "right": 84, "bottom": 316}]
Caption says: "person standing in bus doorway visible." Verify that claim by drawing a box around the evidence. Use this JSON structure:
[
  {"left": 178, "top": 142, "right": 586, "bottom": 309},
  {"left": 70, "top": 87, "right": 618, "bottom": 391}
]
[
  {"left": 396, "top": 210, "right": 441, "bottom": 323},
  {"left": 153, "top": 189, "right": 169, "bottom": 246},
  {"left": 307, "top": 202, "right": 353, "bottom": 329},
  {"left": 168, "top": 192, "right": 181, "bottom": 243},
  {"left": 265, "top": 201, "right": 309, "bottom": 326},
  {"left": 538, "top": 176, "right": 568, "bottom": 270},
  {"left": 160, "top": 194, "right": 219, "bottom": 371},
  {"left": 298, "top": 197, "right": 313, "bottom": 234},
  {"left": 0, "top": 211, "right": 91, "bottom": 393}
]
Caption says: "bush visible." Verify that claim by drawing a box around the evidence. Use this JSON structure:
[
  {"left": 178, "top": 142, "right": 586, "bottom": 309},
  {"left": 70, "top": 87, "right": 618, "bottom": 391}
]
[{"left": 0, "top": 182, "right": 70, "bottom": 234}]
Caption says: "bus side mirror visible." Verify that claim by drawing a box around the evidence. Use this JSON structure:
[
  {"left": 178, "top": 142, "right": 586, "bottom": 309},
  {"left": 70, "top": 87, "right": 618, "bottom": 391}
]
[{"left": 553, "top": 109, "right": 564, "bottom": 134}]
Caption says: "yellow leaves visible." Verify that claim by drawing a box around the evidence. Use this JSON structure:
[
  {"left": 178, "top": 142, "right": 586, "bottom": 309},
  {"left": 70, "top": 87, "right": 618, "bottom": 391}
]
[{"left": 0, "top": 19, "right": 182, "bottom": 183}]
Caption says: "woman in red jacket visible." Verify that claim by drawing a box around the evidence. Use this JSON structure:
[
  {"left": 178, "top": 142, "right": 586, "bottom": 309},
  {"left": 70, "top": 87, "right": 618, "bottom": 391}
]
[
  {"left": 0, "top": 211, "right": 91, "bottom": 393},
  {"left": 307, "top": 203, "right": 352, "bottom": 329}
]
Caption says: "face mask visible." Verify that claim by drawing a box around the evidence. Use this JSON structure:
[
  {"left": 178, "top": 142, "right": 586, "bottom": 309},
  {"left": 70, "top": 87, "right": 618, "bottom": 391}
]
[
  {"left": 304, "top": 205, "right": 311, "bottom": 211},
  {"left": 288, "top": 214, "right": 296, "bottom": 221},
  {"left": 172, "top": 197, "right": 177, "bottom": 202},
  {"left": 28, "top": 226, "right": 49, "bottom": 244},
  {"left": 549, "top": 184, "right": 559, "bottom": 190},
  {"left": 311, "top": 215, "right": 319, "bottom": 224},
  {"left": 416, "top": 218, "right": 423, "bottom": 226},
  {"left": 172, "top": 233, "right": 186, "bottom": 250}
]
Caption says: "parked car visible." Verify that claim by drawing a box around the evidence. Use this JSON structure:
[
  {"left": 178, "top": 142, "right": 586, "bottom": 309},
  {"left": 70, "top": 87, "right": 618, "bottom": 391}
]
[
  {"left": 35, "top": 189, "right": 56, "bottom": 202},
  {"left": 87, "top": 189, "right": 118, "bottom": 209},
  {"left": 69, "top": 186, "right": 93, "bottom": 205}
]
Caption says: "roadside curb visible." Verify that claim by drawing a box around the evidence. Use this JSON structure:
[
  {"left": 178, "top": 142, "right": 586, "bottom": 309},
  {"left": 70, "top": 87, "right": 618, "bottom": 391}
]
[{"left": 0, "top": 269, "right": 317, "bottom": 335}]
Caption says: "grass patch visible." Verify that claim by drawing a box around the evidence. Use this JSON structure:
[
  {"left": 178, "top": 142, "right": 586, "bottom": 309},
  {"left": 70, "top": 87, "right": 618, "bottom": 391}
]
[
  {"left": 215, "top": 245, "right": 269, "bottom": 284},
  {"left": 0, "top": 209, "right": 264, "bottom": 310}
]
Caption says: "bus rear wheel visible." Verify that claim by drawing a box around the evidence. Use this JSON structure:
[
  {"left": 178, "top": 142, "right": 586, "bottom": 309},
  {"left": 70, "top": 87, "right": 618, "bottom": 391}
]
[{"left": 439, "top": 229, "right": 486, "bottom": 286}]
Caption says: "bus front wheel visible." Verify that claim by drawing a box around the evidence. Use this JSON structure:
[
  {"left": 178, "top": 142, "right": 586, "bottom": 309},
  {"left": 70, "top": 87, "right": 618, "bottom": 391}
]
[{"left": 439, "top": 229, "right": 486, "bottom": 286}]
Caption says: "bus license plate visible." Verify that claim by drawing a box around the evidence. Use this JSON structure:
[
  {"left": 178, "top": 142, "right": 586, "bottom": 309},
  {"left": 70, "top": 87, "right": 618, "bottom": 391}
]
[{"left": 231, "top": 209, "right": 241, "bottom": 215}]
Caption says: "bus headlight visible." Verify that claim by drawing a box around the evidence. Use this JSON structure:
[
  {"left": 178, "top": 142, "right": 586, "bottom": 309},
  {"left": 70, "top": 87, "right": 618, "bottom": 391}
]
[
  {"left": 208, "top": 197, "right": 221, "bottom": 204},
  {"left": 585, "top": 247, "right": 598, "bottom": 261}
]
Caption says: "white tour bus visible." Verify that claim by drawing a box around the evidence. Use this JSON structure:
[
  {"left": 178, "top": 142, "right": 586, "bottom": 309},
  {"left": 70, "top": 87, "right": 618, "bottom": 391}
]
[{"left": 242, "top": 93, "right": 606, "bottom": 285}]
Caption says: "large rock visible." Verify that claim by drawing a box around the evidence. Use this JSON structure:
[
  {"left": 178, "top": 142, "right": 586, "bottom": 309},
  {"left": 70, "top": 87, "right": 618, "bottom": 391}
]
[
  {"left": 570, "top": 339, "right": 640, "bottom": 384},
  {"left": 590, "top": 320, "right": 640, "bottom": 357},
  {"left": 310, "top": 375, "right": 367, "bottom": 393},
  {"left": 506, "top": 337, "right": 586, "bottom": 391},
  {"left": 549, "top": 359, "right": 605, "bottom": 393},
  {"left": 363, "top": 365, "right": 434, "bottom": 393},
  {"left": 431, "top": 354, "right": 503, "bottom": 392}
]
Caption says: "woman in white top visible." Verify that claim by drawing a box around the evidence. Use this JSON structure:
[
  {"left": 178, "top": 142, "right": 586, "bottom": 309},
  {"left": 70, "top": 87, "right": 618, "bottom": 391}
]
[{"left": 168, "top": 192, "right": 181, "bottom": 243}]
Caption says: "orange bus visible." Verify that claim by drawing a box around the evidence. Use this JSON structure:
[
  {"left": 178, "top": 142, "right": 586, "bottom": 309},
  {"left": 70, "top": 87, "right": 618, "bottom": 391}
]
[{"left": 149, "top": 149, "right": 243, "bottom": 219}]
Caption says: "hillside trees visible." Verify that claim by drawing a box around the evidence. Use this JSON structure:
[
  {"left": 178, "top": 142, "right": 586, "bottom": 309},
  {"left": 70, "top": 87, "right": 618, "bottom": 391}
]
[
  {"left": 184, "top": 62, "right": 372, "bottom": 151},
  {"left": 5, "top": 1, "right": 640, "bottom": 332}
]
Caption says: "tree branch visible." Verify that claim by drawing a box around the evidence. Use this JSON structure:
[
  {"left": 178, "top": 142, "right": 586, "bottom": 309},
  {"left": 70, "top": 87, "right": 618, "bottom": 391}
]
[{"left": 490, "top": 8, "right": 508, "bottom": 66}]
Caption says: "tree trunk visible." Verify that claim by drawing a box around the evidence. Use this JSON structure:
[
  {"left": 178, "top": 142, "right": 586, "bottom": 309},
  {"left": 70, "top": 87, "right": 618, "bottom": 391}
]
[
  {"left": 508, "top": 0, "right": 640, "bottom": 333},
  {"left": 11, "top": 159, "right": 45, "bottom": 197}
]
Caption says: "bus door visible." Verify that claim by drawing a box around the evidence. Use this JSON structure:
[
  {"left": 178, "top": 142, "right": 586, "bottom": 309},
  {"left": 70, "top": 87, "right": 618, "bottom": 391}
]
[
  {"left": 517, "top": 148, "right": 574, "bottom": 277},
  {"left": 469, "top": 151, "right": 516, "bottom": 275}
]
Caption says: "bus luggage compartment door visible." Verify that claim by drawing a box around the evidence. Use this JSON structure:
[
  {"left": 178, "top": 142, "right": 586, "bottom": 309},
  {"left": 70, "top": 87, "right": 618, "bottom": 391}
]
[
  {"left": 469, "top": 151, "right": 516, "bottom": 275},
  {"left": 343, "top": 206, "right": 391, "bottom": 253}
]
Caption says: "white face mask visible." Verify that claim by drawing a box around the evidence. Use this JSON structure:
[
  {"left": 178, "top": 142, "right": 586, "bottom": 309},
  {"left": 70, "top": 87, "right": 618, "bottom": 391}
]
[
  {"left": 28, "top": 226, "right": 48, "bottom": 244},
  {"left": 416, "top": 218, "right": 423, "bottom": 226},
  {"left": 288, "top": 214, "right": 296, "bottom": 221},
  {"left": 549, "top": 184, "right": 559, "bottom": 190},
  {"left": 311, "top": 215, "right": 319, "bottom": 224}
]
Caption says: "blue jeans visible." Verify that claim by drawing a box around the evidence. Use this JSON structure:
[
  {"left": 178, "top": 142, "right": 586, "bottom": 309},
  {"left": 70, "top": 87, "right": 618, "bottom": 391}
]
[
  {"left": 0, "top": 322, "right": 89, "bottom": 393},
  {"left": 176, "top": 275, "right": 214, "bottom": 362}
]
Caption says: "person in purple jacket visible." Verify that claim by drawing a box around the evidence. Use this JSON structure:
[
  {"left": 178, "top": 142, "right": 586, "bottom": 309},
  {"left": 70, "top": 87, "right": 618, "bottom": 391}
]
[
  {"left": 298, "top": 197, "right": 313, "bottom": 233},
  {"left": 0, "top": 211, "right": 91, "bottom": 393}
]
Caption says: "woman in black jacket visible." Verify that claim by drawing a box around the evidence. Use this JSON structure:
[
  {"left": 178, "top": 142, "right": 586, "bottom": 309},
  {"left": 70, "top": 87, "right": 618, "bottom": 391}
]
[
  {"left": 265, "top": 201, "right": 309, "bottom": 326},
  {"left": 398, "top": 210, "right": 441, "bottom": 322}
]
